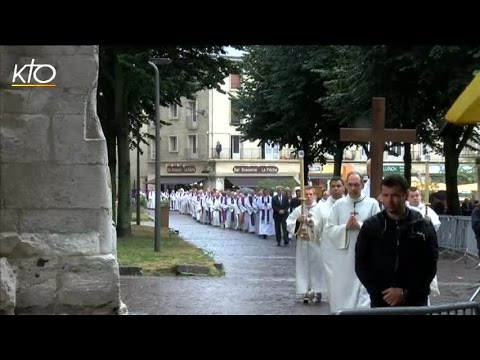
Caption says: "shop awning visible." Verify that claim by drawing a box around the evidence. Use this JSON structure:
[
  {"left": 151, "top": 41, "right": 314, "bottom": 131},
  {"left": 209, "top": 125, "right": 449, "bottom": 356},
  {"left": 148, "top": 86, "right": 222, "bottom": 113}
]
[
  {"left": 445, "top": 73, "right": 480, "bottom": 125},
  {"left": 226, "top": 176, "right": 299, "bottom": 188},
  {"left": 147, "top": 177, "right": 206, "bottom": 185}
]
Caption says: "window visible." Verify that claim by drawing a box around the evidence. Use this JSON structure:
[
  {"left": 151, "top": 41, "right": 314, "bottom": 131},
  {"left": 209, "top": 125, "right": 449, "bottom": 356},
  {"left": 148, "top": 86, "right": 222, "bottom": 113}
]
[
  {"left": 169, "top": 104, "right": 178, "bottom": 119},
  {"left": 230, "top": 74, "right": 241, "bottom": 89},
  {"left": 231, "top": 135, "right": 240, "bottom": 159},
  {"left": 230, "top": 102, "right": 240, "bottom": 125},
  {"left": 188, "top": 135, "right": 197, "bottom": 158},
  {"left": 187, "top": 99, "right": 198, "bottom": 129},
  {"left": 169, "top": 136, "right": 178, "bottom": 152},
  {"left": 188, "top": 100, "right": 197, "bottom": 123},
  {"left": 150, "top": 139, "right": 156, "bottom": 160}
]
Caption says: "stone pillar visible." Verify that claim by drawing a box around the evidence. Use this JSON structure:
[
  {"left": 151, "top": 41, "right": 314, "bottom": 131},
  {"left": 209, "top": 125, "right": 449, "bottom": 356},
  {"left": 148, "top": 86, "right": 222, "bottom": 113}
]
[{"left": 0, "top": 46, "right": 121, "bottom": 314}]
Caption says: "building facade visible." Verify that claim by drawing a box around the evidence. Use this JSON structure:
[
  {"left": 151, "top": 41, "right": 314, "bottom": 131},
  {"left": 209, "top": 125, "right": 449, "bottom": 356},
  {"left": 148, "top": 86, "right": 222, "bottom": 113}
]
[
  {"left": 130, "top": 56, "right": 479, "bottom": 198},
  {"left": 138, "top": 59, "right": 301, "bottom": 192}
]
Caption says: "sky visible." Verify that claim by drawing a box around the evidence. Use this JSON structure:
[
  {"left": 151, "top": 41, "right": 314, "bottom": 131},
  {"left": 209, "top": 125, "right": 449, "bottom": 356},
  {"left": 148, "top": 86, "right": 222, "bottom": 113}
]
[{"left": 224, "top": 46, "right": 246, "bottom": 57}]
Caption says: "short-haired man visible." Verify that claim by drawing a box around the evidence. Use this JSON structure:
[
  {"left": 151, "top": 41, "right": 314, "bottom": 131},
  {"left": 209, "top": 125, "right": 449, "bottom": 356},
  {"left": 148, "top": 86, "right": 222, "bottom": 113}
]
[{"left": 355, "top": 174, "right": 438, "bottom": 307}]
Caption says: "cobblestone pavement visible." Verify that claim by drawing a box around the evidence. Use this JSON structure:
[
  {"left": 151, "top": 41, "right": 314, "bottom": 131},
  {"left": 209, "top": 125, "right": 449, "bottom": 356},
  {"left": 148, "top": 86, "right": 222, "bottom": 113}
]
[{"left": 120, "top": 211, "right": 480, "bottom": 315}]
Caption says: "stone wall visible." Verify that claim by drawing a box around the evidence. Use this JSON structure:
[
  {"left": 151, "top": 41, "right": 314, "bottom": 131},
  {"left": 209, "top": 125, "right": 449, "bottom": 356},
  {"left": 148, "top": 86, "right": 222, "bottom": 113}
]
[{"left": 0, "top": 46, "right": 121, "bottom": 314}]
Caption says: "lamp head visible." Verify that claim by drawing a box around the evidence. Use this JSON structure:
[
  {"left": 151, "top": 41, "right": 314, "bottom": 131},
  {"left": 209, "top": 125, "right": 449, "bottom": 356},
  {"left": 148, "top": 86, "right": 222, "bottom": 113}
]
[{"left": 150, "top": 58, "right": 172, "bottom": 65}]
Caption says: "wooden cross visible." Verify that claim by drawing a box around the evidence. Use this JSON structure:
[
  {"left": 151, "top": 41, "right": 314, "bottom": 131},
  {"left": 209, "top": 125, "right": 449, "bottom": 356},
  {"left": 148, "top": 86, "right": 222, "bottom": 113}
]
[{"left": 340, "top": 97, "right": 417, "bottom": 198}]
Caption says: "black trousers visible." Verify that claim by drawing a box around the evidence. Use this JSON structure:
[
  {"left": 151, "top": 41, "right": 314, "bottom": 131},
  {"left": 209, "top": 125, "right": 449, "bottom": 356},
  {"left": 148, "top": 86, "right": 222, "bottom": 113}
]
[
  {"left": 476, "top": 236, "right": 480, "bottom": 258},
  {"left": 274, "top": 216, "right": 288, "bottom": 244}
]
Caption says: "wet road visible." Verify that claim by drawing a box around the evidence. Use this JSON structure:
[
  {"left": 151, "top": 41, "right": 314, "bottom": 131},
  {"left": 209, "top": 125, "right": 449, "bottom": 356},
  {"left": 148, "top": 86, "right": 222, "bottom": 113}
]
[
  {"left": 120, "top": 212, "right": 479, "bottom": 315},
  {"left": 121, "top": 212, "right": 330, "bottom": 315}
]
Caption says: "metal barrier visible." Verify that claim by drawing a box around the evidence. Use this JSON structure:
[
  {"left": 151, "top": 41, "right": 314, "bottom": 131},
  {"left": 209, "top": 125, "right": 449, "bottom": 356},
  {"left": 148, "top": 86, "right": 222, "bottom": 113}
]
[
  {"left": 470, "top": 286, "right": 480, "bottom": 302},
  {"left": 437, "top": 215, "right": 479, "bottom": 260},
  {"left": 332, "top": 302, "right": 480, "bottom": 315}
]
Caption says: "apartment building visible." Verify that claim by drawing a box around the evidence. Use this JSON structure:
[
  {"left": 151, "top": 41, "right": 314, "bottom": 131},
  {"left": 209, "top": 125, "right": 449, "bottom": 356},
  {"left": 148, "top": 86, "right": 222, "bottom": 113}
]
[{"left": 138, "top": 58, "right": 301, "bottom": 192}]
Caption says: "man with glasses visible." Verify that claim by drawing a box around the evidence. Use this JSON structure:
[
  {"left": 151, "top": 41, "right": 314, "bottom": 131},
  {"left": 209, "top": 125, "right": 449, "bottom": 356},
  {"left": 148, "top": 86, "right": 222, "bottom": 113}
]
[{"left": 324, "top": 172, "right": 381, "bottom": 312}]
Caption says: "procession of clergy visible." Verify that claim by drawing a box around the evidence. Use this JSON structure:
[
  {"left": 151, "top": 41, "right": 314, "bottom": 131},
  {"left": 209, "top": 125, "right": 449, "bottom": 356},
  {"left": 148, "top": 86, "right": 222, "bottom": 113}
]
[
  {"left": 148, "top": 170, "right": 441, "bottom": 313},
  {"left": 148, "top": 187, "right": 277, "bottom": 237}
]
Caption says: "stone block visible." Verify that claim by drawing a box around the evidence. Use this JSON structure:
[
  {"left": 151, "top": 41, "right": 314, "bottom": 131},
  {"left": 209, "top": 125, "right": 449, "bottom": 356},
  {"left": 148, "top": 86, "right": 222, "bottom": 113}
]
[
  {"left": 0, "top": 233, "right": 21, "bottom": 257},
  {"left": 0, "top": 209, "right": 20, "bottom": 233},
  {"left": 17, "top": 209, "right": 114, "bottom": 254},
  {"left": 0, "top": 258, "right": 16, "bottom": 315},
  {"left": 52, "top": 115, "right": 107, "bottom": 165},
  {"left": 12, "top": 256, "right": 59, "bottom": 311},
  {"left": 1, "top": 164, "right": 110, "bottom": 209},
  {"left": 0, "top": 88, "right": 87, "bottom": 116},
  {"left": 58, "top": 254, "right": 120, "bottom": 309},
  {"left": 175, "top": 264, "right": 211, "bottom": 276},
  {"left": 0, "top": 114, "right": 50, "bottom": 163}
]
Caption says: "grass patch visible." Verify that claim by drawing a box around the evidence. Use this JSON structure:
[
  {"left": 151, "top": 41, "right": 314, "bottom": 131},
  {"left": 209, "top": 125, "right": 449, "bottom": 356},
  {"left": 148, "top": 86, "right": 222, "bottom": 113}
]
[
  {"left": 130, "top": 210, "right": 152, "bottom": 223},
  {"left": 117, "top": 225, "right": 222, "bottom": 276}
]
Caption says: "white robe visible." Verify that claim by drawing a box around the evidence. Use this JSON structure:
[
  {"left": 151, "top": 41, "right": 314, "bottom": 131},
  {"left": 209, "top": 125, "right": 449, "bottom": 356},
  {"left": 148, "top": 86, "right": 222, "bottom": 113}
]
[
  {"left": 256, "top": 196, "right": 275, "bottom": 236},
  {"left": 362, "top": 178, "right": 370, "bottom": 198},
  {"left": 408, "top": 202, "right": 441, "bottom": 297},
  {"left": 209, "top": 197, "right": 222, "bottom": 227},
  {"left": 324, "top": 195, "right": 381, "bottom": 312},
  {"left": 312, "top": 195, "right": 344, "bottom": 302},
  {"left": 287, "top": 201, "right": 324, "bottom": 296},
  {"left": 407, "top": 203, "right": 441, "bottom": 231}
]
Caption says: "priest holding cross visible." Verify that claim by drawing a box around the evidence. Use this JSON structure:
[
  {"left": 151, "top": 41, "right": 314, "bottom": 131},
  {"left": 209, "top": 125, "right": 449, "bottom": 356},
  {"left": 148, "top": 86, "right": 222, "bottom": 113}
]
[{"left": 340, "top": 97, "right": 417, "bottom": 198}]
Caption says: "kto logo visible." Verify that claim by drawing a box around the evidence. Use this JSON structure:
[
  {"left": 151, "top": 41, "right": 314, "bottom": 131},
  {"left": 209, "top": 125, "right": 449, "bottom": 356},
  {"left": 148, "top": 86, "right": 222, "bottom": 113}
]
[{"left": 11, "top": 59, "right": 57, "bottom": 87}]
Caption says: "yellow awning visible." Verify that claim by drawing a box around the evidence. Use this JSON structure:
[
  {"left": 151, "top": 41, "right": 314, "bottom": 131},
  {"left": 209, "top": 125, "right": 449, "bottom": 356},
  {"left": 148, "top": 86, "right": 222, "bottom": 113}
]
[{"left": 445, "top": 73, "right": 480, "bottom": 124}]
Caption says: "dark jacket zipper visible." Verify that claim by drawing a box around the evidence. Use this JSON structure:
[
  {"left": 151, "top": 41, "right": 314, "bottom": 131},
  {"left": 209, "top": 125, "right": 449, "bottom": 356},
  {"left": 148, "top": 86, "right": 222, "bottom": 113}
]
[{"left": 394, "top": 221, "right": 400, "bottom": 274}]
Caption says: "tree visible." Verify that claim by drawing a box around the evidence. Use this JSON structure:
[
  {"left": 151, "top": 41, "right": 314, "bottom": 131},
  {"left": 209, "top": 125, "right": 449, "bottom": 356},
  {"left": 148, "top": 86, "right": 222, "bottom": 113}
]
[
  {"left": 98, "top": 46, "right": 239, "bottom": 237},
  {"left": 234, "top": 46, "right": 339, "bottom": 184},
  {"left": 417, "top": 46, "right": 480, "bottom": 214},
  {"left": 323, "top": 45, "right": 480, "bottom": 214}
]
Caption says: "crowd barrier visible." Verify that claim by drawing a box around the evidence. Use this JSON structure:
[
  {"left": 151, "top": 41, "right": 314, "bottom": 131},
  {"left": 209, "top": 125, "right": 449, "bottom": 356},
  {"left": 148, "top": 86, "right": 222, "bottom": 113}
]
[
  {"left": 332, "top": 301, "right": 479, "bottom": 315},
  {"left": 437, "top": 215, "right": 478, "bottom": 260}
]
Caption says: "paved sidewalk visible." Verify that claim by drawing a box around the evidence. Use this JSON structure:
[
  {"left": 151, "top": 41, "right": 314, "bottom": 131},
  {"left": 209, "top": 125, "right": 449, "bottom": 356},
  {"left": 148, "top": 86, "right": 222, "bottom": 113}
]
[{"left": 120, "top": 211, "right": 479, "bottom": 315}]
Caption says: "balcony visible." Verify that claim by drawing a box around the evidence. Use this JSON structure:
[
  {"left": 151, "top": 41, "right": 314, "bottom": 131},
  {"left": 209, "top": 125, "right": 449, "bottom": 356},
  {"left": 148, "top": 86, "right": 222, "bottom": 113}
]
[
  {"left": 209, "top": 147, "right": 296, "bottom": 160},
  {"left": 459, "top": 147, "right": 480, "bottom": 159}
]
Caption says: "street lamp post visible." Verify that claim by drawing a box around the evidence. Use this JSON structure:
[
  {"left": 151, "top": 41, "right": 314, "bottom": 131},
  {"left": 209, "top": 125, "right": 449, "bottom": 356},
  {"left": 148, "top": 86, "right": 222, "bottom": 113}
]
[
  {"left": 424, "top": 153, "right": 431, "bottom": 210},
  {"left": 148, "top": 57, "right": 171, "bottom": 252}
]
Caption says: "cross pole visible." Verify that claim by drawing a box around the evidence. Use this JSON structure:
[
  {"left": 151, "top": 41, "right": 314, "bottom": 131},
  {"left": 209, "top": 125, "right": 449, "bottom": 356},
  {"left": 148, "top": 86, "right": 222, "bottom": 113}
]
[{"left": 340, "top": 97, "right": 417, "bottom": 198}]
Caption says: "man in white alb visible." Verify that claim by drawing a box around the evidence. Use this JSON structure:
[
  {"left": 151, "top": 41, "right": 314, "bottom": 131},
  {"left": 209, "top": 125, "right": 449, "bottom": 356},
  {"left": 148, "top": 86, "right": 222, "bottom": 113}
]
[
  {"left": 287, "top": 186, "right": 321, "bottom": 302},
  {"left": 313, "top": 176, "right": 345, "bottom": 303},
  {"left": 407, "top": 186, "right": 441, "bottom": 299},
  {"left": 324, "top": 171, "right": 381, "bottom": 312}
]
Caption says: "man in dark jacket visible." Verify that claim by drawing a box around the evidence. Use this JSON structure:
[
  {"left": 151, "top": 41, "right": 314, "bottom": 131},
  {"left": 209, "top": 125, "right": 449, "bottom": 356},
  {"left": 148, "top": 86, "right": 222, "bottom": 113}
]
[
  {"left": 471, "top": 202, "right": 480, "bottom": 269},
  {"left": 355, "top": 174, "right": 438, "bottom": 307},
  {"left": 272, "top": 186, "right": 290, "bottom": 246}
]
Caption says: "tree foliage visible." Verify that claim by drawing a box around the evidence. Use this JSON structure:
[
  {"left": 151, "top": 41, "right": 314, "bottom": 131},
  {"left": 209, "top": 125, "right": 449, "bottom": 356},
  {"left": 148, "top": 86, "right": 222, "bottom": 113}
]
[
  {"left": 234, "top": 46, "right": 342, "bottom": 183},
  {"left": 97, "top": 46, "right": 239, "bottom": 236},
  {"left": 321, "top": 45, "right": 480, "bottom": 213}
]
